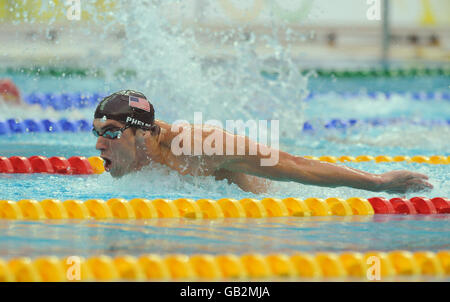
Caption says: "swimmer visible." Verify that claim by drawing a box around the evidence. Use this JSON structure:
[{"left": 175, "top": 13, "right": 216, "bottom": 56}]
[
  {"left": 0, "top": 78, "right": 22, "bottom": 105},
  {"left": 93, "top": 90, "right": 433, "bottom": 194}
]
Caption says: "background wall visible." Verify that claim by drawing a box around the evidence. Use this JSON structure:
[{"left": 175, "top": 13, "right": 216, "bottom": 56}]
[
  {"left": 1, "top": 0, "right": 448, "bottom": 26},
  {"left": 0, "top": 0, "right": 448, "bottom": 66}
]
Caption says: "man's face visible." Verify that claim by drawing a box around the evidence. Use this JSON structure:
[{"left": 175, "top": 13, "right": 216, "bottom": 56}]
[{"left": 93, "top": 119, "right": 137, "bottom": 177}]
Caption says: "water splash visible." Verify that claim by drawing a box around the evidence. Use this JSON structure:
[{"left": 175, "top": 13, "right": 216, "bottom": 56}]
[{"left": 99, "top": 0, "right": 311, "bottom": 136}]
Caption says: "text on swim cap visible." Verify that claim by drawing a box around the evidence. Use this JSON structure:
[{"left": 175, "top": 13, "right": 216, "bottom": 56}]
[{"left": 126, "top": 116, "right": 152, "bottom": 128}]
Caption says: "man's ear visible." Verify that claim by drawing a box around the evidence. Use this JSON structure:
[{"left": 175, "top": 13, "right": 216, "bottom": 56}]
[
  {"left": 150, "top": 124, "right": 160, "bottom": 136},
  {"left": 135, "top": 128, "right": 149, "bottom": 142}
]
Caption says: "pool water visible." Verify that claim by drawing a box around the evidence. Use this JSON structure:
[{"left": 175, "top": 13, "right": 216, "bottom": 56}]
[
  {"left": 1, "top": 215, "right": 449, "bottom": 259},
  {"left": 0, "top": 0, "right": 448, "bottom": 284},
  {"left": 0, "top": 72, "right": 449, "bottom": 260}
]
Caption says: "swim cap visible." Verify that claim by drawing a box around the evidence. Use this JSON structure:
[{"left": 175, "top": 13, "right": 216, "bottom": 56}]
[
  {"left": 0, "top": 79, "right": 21, "bottom": 104},
  {"left": 94, "top": 90, "right": 155, "bottom": 129}
]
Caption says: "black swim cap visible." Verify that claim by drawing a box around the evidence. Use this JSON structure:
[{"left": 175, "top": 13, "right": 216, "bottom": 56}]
[{"left": 94, "top": 90, "right": 155, "bottom": 130}]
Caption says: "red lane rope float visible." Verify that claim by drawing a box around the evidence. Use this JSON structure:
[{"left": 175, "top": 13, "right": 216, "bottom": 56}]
[
  {"left": 29, "top": 156, "right": 54, "bottom": 173},
  {"left": 431, "top": 198, "right": 450, "bottom": 214},
  {"left": 9, "top": 156, "right": 33, "bottom": 173},
  {"left": 367, "top": 197, "right": 395, "bottom": 214},
  {"left": 410, "top": 197, "right": 437, "bottom": 215},
  {"left": 67, "top": 157, "right": 93, "bottom": 174},
  {"left": 365, "top": 197, "right": 450, "bottom": 215},
  {"left": 0, "top": 156, "right": 14, "bottom": 173},
  {"left": 0, "top": 156, "right": 94, "bottom": 175},
  {"left": 49, "top": 157, "right": 73, "bottom": 174},
  {"left": 389, "top": 198, "right": 417, "bottom": 214}
]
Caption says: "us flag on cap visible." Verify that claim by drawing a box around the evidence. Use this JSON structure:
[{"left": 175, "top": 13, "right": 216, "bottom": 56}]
[{"left": 129, "top": 95, "right": 150, "bottom": 112}]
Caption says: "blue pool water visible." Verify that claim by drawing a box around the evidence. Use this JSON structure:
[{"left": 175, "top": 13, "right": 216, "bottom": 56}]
[
  {"left": 0, "top": 71, "right": 449, "bottom": 260},
  {"left": 1, "top": 216, "right": 449, "bottom": 259}
]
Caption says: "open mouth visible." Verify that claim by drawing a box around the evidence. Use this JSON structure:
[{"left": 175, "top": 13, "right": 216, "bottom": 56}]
[{"left": 101, "top": 156, "right": 112, "bottom": 172}]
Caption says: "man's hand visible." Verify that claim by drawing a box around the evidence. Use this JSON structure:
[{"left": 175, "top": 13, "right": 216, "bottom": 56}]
[{"left": 377, "top": 170, "right": 433, "bottom": 194}]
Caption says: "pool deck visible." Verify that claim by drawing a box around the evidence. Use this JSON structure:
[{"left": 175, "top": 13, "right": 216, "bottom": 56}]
[{"left": 1, "top": 23, "right": 449, "bottom": 68}]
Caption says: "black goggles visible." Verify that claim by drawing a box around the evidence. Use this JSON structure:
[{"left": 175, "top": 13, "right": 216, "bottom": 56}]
[{"left": 92, "top": 124, "right": 131, "bottom": 140}]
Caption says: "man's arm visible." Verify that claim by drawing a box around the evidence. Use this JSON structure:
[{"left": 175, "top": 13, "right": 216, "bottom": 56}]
[{"left": 218, "top": 134, "right": 433, "bottom": 194}]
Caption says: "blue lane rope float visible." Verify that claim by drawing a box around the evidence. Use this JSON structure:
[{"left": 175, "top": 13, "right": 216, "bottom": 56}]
[
  {"left": 0, "top": 119, "right": 91, "bottom": 134},
  {"left": 1, "top": 117, "right": 449, "bottom": 136},
  {"left": 21, "top": 91, "right": 450, "bottom": 111},
  {"left": 303, "top": 91, "right": 450, "bottom": 101},
  {"left": 302, "top": 117, "right": 450, "bottom": 132},
  {"left": 24, "top": 92, "right": 105, "bottom": 110}
]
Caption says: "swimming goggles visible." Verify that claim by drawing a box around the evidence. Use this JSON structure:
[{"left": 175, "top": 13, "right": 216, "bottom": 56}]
[{"left": 92, "top": 125, "right": 131, "bottom": 140}]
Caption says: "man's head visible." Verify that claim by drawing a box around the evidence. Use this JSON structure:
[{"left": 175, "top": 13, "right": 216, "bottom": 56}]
[{"left": 93, "top": 90, "right": 159, "bottom": 177}]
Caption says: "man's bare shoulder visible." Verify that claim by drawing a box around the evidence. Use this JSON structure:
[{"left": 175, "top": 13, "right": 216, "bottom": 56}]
[
  {"left": 154, "top": 119, "right": 180, "bottom": 145},
  {"left": 154, "top": 119, "right": 172, "bottom": 131},
  {"left": 155, "top": 119, "right": 233, "bottom": 144}
]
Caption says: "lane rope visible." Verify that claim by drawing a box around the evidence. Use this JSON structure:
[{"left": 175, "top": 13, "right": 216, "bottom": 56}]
[
  {"left": 0, "top": 197, "right": 448, "bottom": 220},
  {"left": 0, "top": 156, "right": 96, "bottom": 174},
  {"left": 20, "top": 90, "right": 449, "bottom": 111},
  {"left": 1, "top": 117, "right": 449, "bottom": 136},
  {"left": 264, "top": 67, "right": 450, "bottom": 79},
  {"left": 0, "top": 119, "right": 91, "bottom": 134},
  {"left": 1, "top": 251, "right": 449, "bottom": 281},
  {"left": 303, "top": 155, "right": 450, "bottom": 165},
  {"left": 0, "top": 155, "right": 448, "bottom": 176},
  {"left": 2, "top": 66, "right": 449, "bottom": 78}
]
